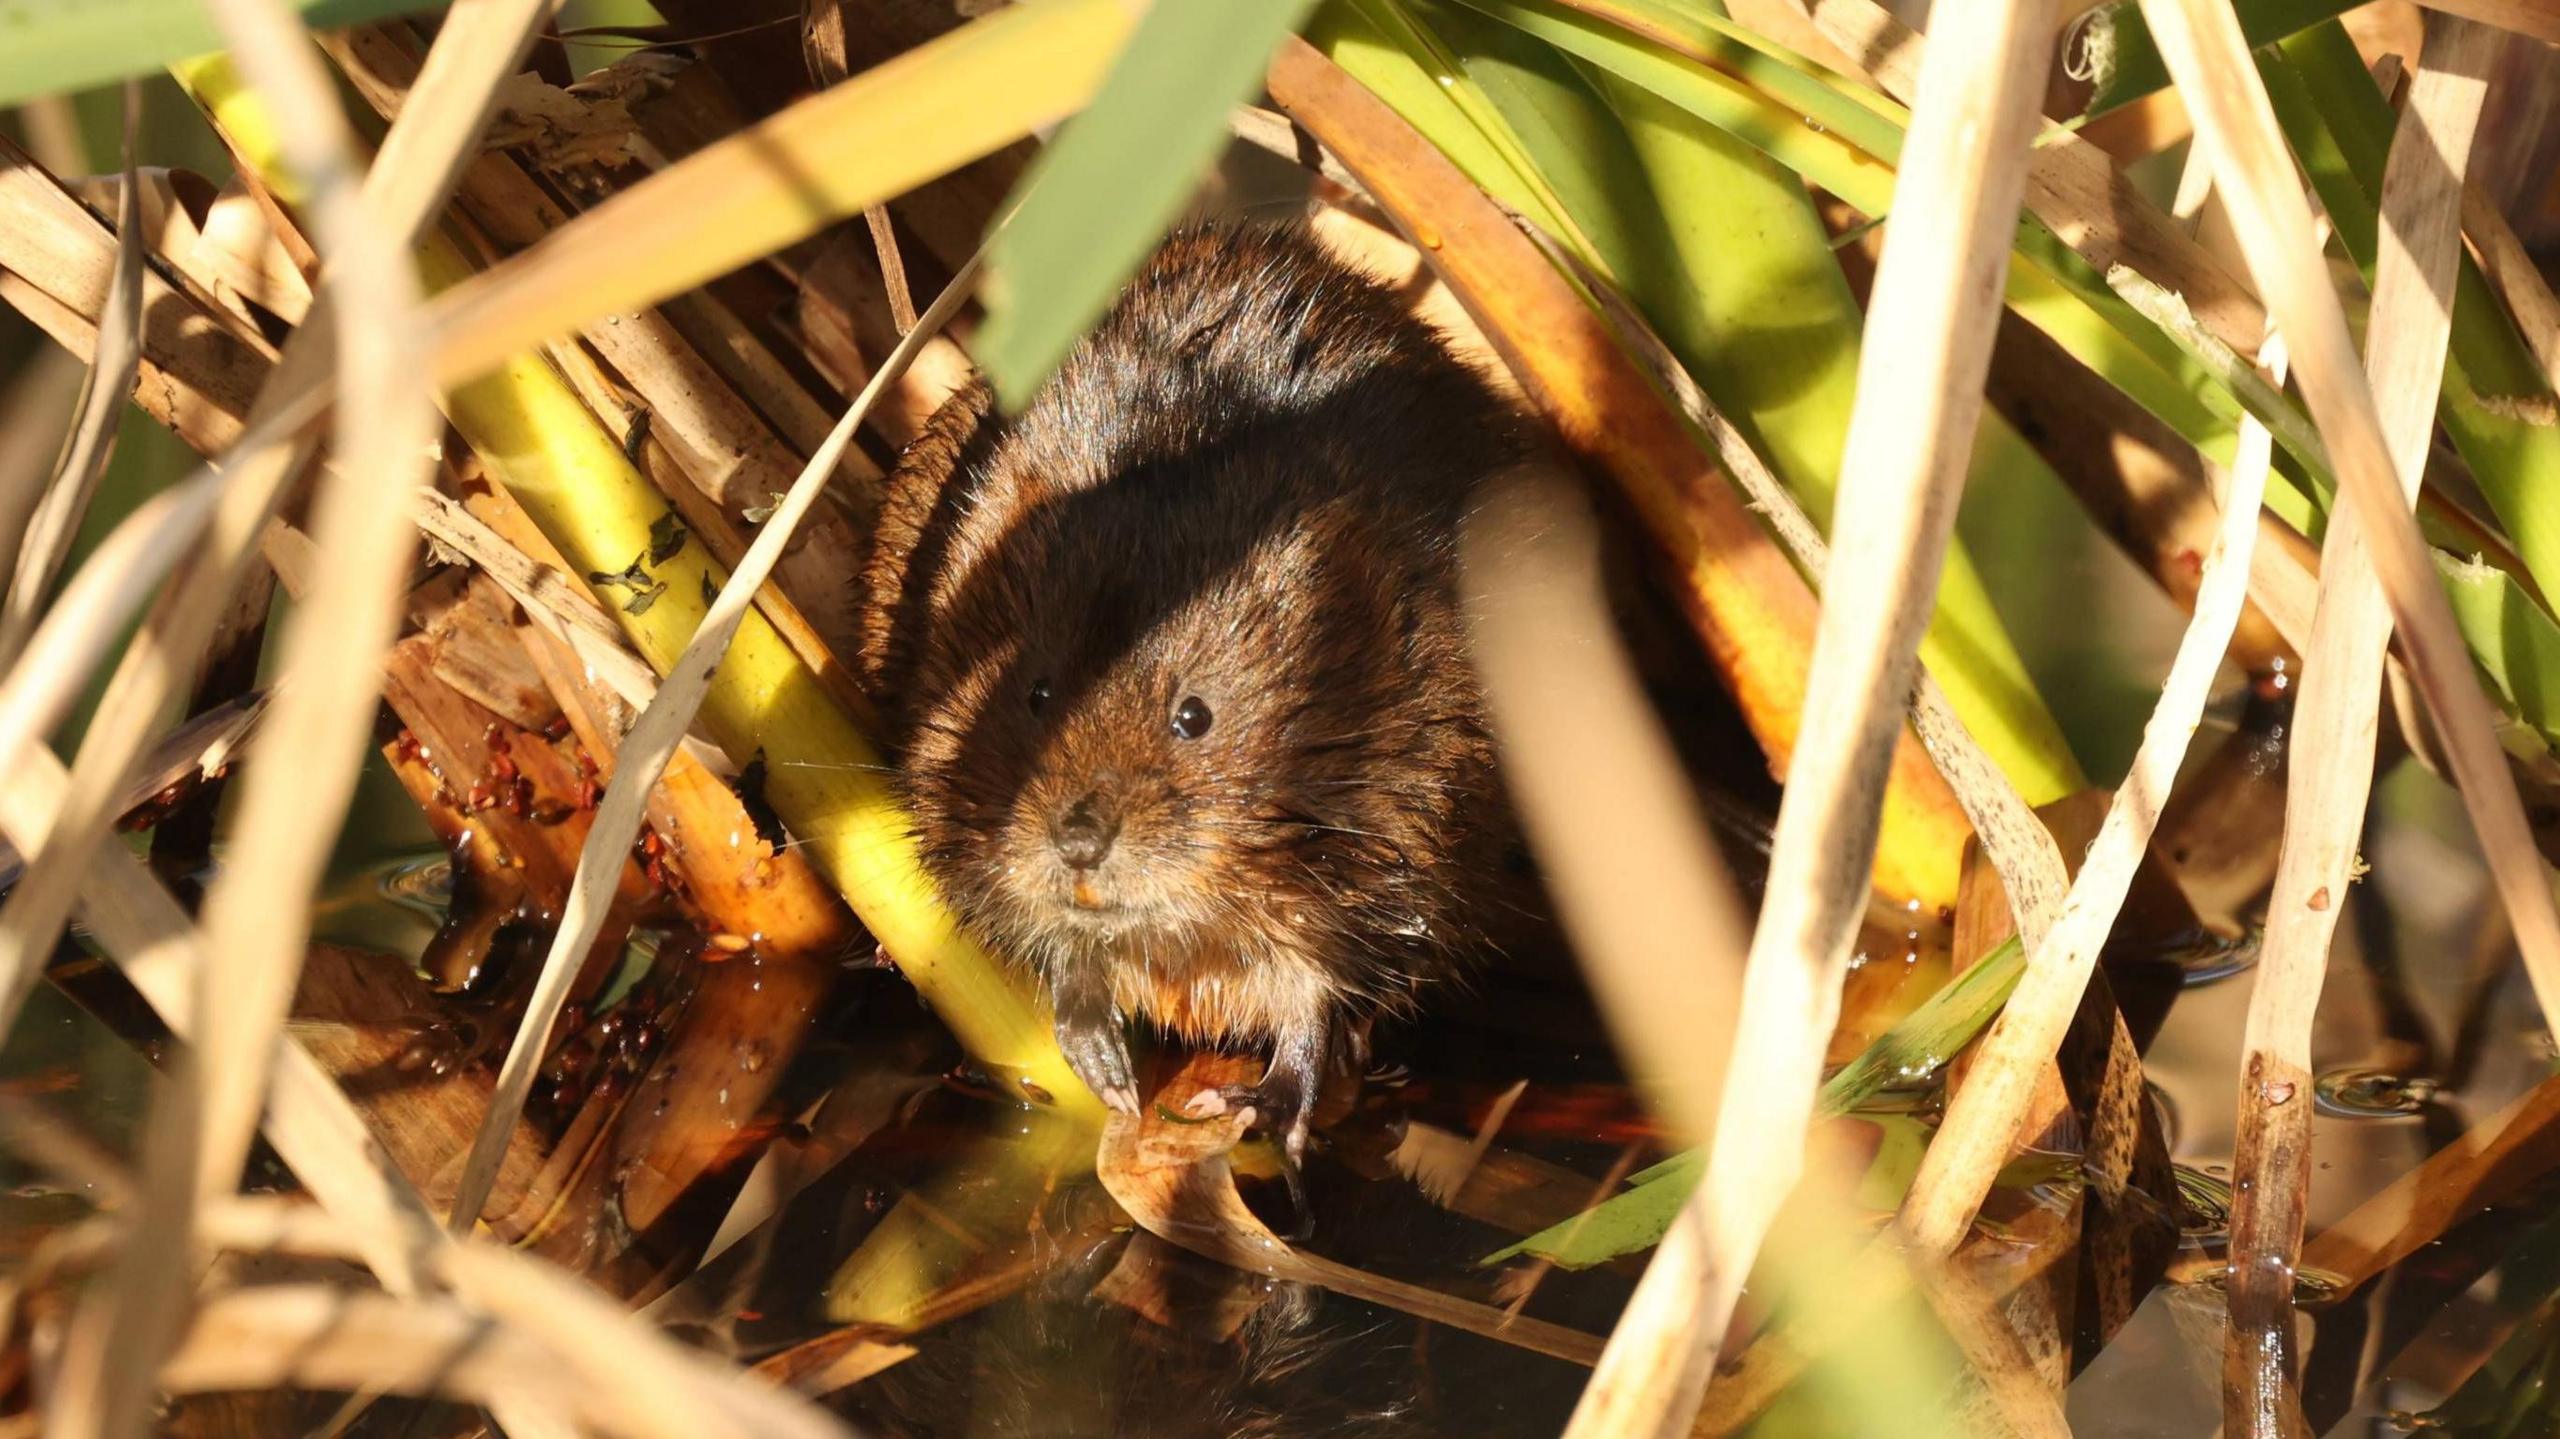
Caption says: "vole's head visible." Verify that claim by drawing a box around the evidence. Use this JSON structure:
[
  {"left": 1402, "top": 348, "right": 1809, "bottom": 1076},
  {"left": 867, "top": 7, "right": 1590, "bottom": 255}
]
[{"left": 899, "top": 445, "right": 1479, "bottom": 978}]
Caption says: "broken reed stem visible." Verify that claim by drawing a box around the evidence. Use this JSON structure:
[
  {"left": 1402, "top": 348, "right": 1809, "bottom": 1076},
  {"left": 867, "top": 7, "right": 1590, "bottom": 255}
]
[
  {"left": 1897, "top": 312, "right": 2275, "bottom": 1258},
  {"left": 0, "top": 82, "right": 142, "bottom": 668},
  {"left": 445, "top": 253, "right": 984, "bottom": 1236},
  {"left": 2122, "top": 7, "right": 2515, "bottom": 1431},
  {"left": 1562, "top": 2, "right": 2059, "bottom": 1434},
  {"left": 411, "top": 487, "right": 663, "bottom": 711}
]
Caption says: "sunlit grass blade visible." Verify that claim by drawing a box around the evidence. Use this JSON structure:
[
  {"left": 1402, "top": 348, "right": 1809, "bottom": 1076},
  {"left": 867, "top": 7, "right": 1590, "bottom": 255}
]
[
  {"left": 975, "top": 0, "right": 1320, "bottom": 405},
  {"left": 1487, "top": 935, "right": 2028, "bottom": 1269},
  {"left": 2263, "top": 23, "right": 2560, "bottom": 621},
  {"left": 2441, "top": 553, "right": 2560, "bottom": 756},
  {"left": 1434, "top": 0, "right": 2299, "bottom": 510},
  {"left": 1273, "top": 34, "right": 1975, "bottom": 909},
  {"left": 1303, "top": 0, "right": 1580, "bottom": 243},
  {"left": 1404, "top": 3, "right": 2083, "bottom": 803}
]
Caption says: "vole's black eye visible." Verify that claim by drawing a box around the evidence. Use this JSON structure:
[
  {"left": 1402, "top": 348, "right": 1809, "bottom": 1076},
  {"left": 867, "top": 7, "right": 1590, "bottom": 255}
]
[
  {"left": 1028, "top": 680, "right": 1052, "bottom": 714},
  {"left": 1172, "top": 695, "right": 1213, "bottom": 740}
]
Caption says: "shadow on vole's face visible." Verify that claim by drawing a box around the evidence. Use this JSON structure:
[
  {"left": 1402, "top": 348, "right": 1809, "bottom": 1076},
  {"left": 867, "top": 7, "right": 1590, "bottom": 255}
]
[{"left": 903, "top": 464, "right": 1425, "bottom": 971}]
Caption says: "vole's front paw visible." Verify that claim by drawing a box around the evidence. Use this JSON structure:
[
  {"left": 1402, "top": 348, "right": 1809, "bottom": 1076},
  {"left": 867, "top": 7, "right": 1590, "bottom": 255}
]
[{"left": 1057, "top": 1011, "right": 1139, "bottom": 1115}]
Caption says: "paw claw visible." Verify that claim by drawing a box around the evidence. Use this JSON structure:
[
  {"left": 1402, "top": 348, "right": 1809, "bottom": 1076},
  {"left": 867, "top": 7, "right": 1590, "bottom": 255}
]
[{"left": 1055, "top": 1006, "right": 1139, "bottom": 1113}]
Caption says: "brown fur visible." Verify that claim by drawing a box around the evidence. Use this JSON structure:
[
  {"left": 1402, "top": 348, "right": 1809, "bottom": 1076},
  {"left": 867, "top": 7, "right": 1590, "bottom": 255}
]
[{"left": 854, "top": 223, "right": 1528, "bottom": 1145}]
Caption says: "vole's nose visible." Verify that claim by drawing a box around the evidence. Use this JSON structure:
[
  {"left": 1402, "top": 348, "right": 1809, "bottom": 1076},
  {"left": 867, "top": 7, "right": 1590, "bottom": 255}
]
[{"left": 1049, "top": 791, "right": 1120, "bottom": 871}]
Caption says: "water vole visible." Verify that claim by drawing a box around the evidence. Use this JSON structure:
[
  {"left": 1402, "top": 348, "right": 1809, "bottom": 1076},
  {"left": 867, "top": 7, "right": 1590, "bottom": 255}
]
[{"left": 854, "top": 222, "right": 1529, "bottom": 1160}]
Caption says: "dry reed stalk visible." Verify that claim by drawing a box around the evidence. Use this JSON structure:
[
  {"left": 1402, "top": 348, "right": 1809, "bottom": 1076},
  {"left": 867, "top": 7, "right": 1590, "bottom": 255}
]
[
  {"left": 1909, "top": 1251, "right": 2071, "bottom": 1437},
  {"left": 150, "top": 1239, "right": 855, "bottom": 1439},
  {"left": 321, "top": 22, "right": 887, "bottom": 627},
  {"left": 0, "top": 140, "right": 270, "bottom": 447},
  {"left": 44, "top": 0, "right": 550, "bottom": 891},
  {"left": 41, "top": 16, "right": 399, "bottom": 1433},
  {"left": 424, "top": 0, "right": 1137, "bottom": 387},
  {"left": 435, "top": 1245, "right": 848, "bottom": 1439},
  {"left": 21, "top": 9, "right": 552, "bottom": 1436},
  {"left": 413, "top": 488, "right": 664, "bottom": 709},
  {"left": 1565, "top": 2, "right": 2058, "bottom": 1431},
  {"left": 157, "top": 1286, "right": 577, "bottom": 1422},
  {"left": 2124, "top": 8, "right": 2521, "bottom": 1431},
  {"left": 175, "top": 0, "right": 419, "bottom": 1201},
  {"left": 1894, "top": 327, "right": 2275, "bottom": 1256},
  {"left": 0, "top": 0, "right": 559, "bottom": 1099},
  {"left": 54, "top": 0, "right": 440, "bottom": 1429},
  {"left": 0, "top": 84, "right": 141, "bottom": 666},
  {"left": 55, "top": 0, "right": 553, "bottom": 1167},
  {"left": 1458, "top": 457, "right": 1747, "bottom": 1155},
  {"left": 444, "top": 255, "right": 982, "bottom": 1235}
]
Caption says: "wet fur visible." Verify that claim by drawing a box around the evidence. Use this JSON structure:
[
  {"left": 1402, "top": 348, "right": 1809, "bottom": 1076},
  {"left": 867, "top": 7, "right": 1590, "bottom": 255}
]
[{"left": 855, "top": 223, "right": 1527, "bottom": 1137}]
